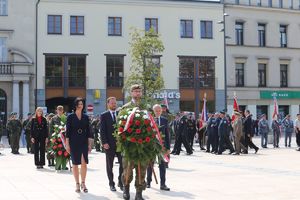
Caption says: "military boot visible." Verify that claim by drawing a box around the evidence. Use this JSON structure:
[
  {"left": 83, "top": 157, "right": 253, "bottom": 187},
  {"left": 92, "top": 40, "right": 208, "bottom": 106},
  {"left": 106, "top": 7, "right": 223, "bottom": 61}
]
[
  {"left": 135, "top": 191, "right": 144, "bottom": 200},
  {"left": 123, "top": 186, "right": 130, "bottom": 200}
]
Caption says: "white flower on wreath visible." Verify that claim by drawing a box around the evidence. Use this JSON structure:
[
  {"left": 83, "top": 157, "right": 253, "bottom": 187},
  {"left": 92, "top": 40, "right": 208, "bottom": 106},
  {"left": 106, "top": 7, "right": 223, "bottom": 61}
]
[
  {"left": 119, "top": 115, "right": 123, "bottom": 119},
  {"left": 143, "top": 115, "right": 148, "bottom": 119},
  {"left": 60, "top": 121, "right": 64, "bottom": 125},
  {"left": 135, "top": 113, "right": 140, "bottom": 117},
  {"left": 124, "top": 115, "right": 128, "bottom": 119},
  {"left": 54, "top": 125, "right": 59, "bottom": 128},
  {"left": 59, "top": 125, "right": 63, "bottom": 129},
  {"left": 119, "top": 121, "right": 123, "bottom": 125}
]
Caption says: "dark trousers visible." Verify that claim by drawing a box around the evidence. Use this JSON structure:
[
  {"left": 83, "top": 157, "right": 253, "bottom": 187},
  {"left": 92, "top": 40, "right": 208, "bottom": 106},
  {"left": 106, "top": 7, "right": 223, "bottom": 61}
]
[
  {"left": 296, "top": 132, "right": 300, "bottom": 147},
  {"left": 174, "top": 134, "right": 192, "bottom": 154},
  {"left": 244, "top": 135, "right": 258, "bottom": 151},
  {"left": 147, "top": 161, "right": 166, "bottom": 186},
  {"left": 218, "top": 135, "right": 234, "bottom": 154},
  {"left": 188, "top": 130, "right": 196, "bottom": 148},
  {"left": 261, "top": 132, "right": 268, "bottom": 147},
  {"left": 285, "top": 132, "right": 292, "bottom": 147},
  {"left": 34, "top": 138, "right": 46, "bottom": 166},
  {"left": 206, "top": 134, "right": 212, "bottom": 151},
  {"left": 211, "top": 133, "right": 219, "bottom": 153},
  {"left": 105, "top": 148, "right": 123, "bottom": 187},
  {"left": 273, "top": 131, "right": 280, "bottom": 147}
]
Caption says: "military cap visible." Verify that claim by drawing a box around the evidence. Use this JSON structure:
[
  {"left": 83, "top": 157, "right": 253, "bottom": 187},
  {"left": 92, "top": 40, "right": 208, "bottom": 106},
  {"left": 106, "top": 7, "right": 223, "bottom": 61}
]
[
  {"left": 161, "top": 104, "right": 168, "bottom": 108},
  {"left": 48, "top": 113, "right": 55, "bottom": 118},
  {"left": 220, "top": 111, "right": 226, "bottom": 115},
  {"left": 27, "top": 112, "right": 32, "bottom": 116}
]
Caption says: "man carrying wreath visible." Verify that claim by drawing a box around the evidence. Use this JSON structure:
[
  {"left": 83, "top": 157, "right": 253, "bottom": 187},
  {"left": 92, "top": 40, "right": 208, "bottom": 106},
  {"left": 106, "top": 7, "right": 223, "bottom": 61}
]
[{"left": 121, "top": 84, "right": 147, "bottom": 200}]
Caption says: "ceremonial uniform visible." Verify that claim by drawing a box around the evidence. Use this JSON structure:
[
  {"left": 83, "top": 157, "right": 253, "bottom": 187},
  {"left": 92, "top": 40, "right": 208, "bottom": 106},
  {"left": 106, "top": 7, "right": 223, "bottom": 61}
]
[
  {"left": 23, "top": 117, "right": 33, "bottom": 153},
  {"left": 258, "top": 118, "right": 269, "bottom": 148},
  {"left": 218, "top": 117, "right": 234, "bottom": 154},
  {"left": 272, "top": 119, "right": 281, "bottom": 148},
  {"left": 7, "top": 116, "right": 22, "bottom": 154},
  {"left": 187, "top": 117, "right": 196, "bottom": 149},
  {"left": 91, "top": 118, "right": 101, "bottom": 152},
  {"left": 211, "top": 117, "right": 220, "bottom": 153},
  {"left": 205, "top": 117, "right": 214, "bottom": 152},
  {"left": 282, "top": 118, "right": 294, "bottom": 147}
]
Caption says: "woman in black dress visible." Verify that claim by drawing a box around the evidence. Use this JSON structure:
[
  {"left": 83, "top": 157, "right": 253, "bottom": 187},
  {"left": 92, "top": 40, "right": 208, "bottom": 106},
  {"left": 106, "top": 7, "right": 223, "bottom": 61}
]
[
  {"left": 30, "top": 107, "right": 48, "bottom": 169},
  {"left": 66, "top": 98, "right": 93, "bottom": 193}
]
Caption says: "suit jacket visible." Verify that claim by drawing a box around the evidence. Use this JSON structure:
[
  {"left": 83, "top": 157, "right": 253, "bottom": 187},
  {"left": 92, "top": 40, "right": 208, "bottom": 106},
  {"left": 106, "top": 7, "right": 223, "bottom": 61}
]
[
  {"left": 100, "top": 110, "right": 118, "bottom": 149},
  {"left": 156, "top": 116, "right": 170, "bottom": 150},
  {"left": 218, "top": 117, "right": 229, "bottom": 137},
  {"left": 243, "top": 115, "right": 253, "bottom": 136},
  {"left": 30, "top": 117, "right": 48, "bottom": 140}
]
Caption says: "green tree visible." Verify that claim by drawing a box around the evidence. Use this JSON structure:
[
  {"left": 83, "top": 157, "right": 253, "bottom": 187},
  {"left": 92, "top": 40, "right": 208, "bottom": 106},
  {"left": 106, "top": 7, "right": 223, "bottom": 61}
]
[{"left": 124, "top": 28, "right": 165, "bottom": 107}]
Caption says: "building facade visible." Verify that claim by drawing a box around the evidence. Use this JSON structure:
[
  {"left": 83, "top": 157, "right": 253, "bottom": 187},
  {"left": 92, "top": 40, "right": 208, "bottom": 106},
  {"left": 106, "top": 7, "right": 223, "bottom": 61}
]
[
  {"left": 0, "top": 0, "right": 36, "bottom": 123},
  {"left": 224, "top": 0, "right": 300, "bottom": 120},
  {"left": 37, "top": 0, "right": 225, "bottom": 115}
]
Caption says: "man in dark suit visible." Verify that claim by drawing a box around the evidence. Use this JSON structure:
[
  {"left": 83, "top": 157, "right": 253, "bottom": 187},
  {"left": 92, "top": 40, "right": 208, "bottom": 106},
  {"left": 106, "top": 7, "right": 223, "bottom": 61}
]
[
  {"left": 243, "top": 110, "right": 259, "bottom": 154},
  {"left": 217, "top": 111, "right": 235, "bottom": 155},
  {"left": 100, "top": 97, "right": 123, "bottom": 192},
  {"left": 146, "top": 104, "right": 170, "bottom": 191}
]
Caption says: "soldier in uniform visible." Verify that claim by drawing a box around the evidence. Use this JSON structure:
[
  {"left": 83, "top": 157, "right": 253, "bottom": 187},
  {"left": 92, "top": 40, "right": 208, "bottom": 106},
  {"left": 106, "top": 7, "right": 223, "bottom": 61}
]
[
  {"left": 205, "top": 113, "right": 214, "bottom": 152},
  {"left": 23, "top": 113, "right": 33, "bottom": 153},
  {"left": 7, "top": 112, "right": 22, "bottom": 154},
  {"left": 91, "top": 115, "right": 101, "bottom": 152},
  {"left": 258, "top": 114, "right": 269, "bottom": 148},
  {"left": 211, "top": 112, "right": 221, "bottom": 154},
  {"left": 186, "top": 113, "right": 196, "bottom": 150},
  {"left": 217, "top": 111, "right": 235, "bottom": 155},
  {"left": 121, "top": 84, "right": 147, "bottom": 200}
]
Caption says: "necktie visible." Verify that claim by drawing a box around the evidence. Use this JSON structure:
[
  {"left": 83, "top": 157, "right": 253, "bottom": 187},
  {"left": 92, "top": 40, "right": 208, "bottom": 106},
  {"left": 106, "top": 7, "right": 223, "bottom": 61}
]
[
  {"left": 112, "top": 112, "right": 116, "bottom": 122},
  {"left": 156, "top": 117, "right": 160, "bottom": 126}
]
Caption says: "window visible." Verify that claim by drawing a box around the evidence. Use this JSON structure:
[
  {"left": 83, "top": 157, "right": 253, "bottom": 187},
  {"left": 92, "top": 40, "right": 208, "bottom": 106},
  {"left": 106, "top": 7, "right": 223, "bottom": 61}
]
[
  {"left": 279, "top": 0, "right": 283, "bottom": 8},
  {"left": 235, "top": 63, "right": 244, "bottom": 87},
  {"left": 108, "top": 17, "right": 122, "bottom": 36},
  {"left": 106, "top": 55, "right": 124, "bottom": 87},
  {"left": 0, "top": 37, "right": 7, "bottom": 62},
  {"left": 180, "top": 20, "right": 193, "bottom": 38},
  {"left": 279, "top": 105, "right": 289, "bottom": 119},
  {"left": 45, "top": 56, "right": 63, "bottom": 87},
  {"left": 235, "top": 22, "right": 244, "bottom": 45},
  {"left": 268, "top": 0, "right": 272, "bottom": 7},
  {"left": 258, "top": 24, "right": 266, "bottom": 47},
  {"left": 70, "top": 16, "right": 84, "bottom": 35},
  {"left": 68, "top": 56, "right": 86, "bottom": 87},
  {"left": 257, "top": 0, "right": 262, "bottom": 6},
  {"left": 47, "top": 15, "right": 62, "bottom": 34},
  {"left": 258, "top": 64, "right": 266, "bottom": 87},
  {"left": 145, "top": 18, "right": 158, "bottom": 34},
  {"left": 200, "top": 21, "right": 213, "bottom": 39},
  {"left": 289, "top": 0, "right": 293, "bottom": 9},
  {"left": 0, "top": 0, "right": 7, "bottom": 16},
  {"left": 179, "top": 58, "right": 195, "bottom": 88},
  {"left": 257, "top": 106, "right": 268, "bottom": 119},
  {"left": 280, "top": 25, "right": 287, "bottom": 47},
  {"left": 280, "top": 64, "right": 288, "bottom": 87},
  {"left": 235, "top": 0, "right": 240, "bottom": 4}
]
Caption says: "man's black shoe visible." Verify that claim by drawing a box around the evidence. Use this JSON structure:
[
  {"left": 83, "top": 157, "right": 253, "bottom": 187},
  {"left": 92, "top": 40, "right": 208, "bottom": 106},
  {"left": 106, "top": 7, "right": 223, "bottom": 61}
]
[
  {"left": 118, "top": 182, "right": 124, "bottom": 191},
  {"left": 232, "top": 152, "right": 240, "bottom": 155},
  {"left": 255, "top": 148, "right": 259, "bottom": 154},
  {"left": 110, "top": 185, "right": 116, "bottom": 192},
  {"left": 123, "top": 186, "right": 130, "bottom": 200},
  {"left": 296, "top": 148, "right": 300, "bottom": 151},
  {"left": 160, "top": 185, "right": 170, "bottom": 191},
  {"left": 135, "top": 191, "right": 144, "bottom": 200},
  {"left": 206, "top": 150, "right": 210, "bottom": 153},
  {"left": 201, "top": 147, "right": 206, "bottom": 151},
  {"left": 187, "top": 152, "right": 193, "bottom": 155},
  {"left": 228, "top": 151, "right": 234, "bottom": 155},
  {"left": 146, "top": 183, "right": 151, "bottom": 188}
]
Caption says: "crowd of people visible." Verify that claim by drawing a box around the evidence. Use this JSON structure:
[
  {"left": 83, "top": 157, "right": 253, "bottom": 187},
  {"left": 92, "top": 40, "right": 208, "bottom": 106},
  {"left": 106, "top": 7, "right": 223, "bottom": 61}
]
[{"left": 1, "top": 85, "right": 300, "bottom": 199}]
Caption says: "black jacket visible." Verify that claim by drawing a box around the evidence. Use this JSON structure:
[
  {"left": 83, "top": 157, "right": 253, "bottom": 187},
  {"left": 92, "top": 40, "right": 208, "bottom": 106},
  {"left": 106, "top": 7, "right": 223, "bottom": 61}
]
[
  {"left": 100, "top": 111, "right": 118, "bottom": 149},
  {"left": 157, "top": 116, "right": 170, "bottom": 150},
  {"left": 243, "top": 115, "right": 253, "bottom": 136},
  {"left": 30, "top": 117, "right": 48, "bottom": 140}
]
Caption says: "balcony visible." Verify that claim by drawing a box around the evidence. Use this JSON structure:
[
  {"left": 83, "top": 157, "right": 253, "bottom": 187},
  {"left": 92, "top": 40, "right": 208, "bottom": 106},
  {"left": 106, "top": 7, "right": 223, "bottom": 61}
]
[
  {"left": 45, "top": 76, "right": 87, "bottom": 88},
  {"left": 0, "top": 63, "right": 13, "bottom": 74},
  {"left": 179, "top": 77, "right": 215, "bottom": 89}
]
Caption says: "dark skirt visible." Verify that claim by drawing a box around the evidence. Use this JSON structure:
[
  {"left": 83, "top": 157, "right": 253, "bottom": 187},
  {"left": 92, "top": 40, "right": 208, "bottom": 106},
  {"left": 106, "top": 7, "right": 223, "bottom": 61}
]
[{"left": 70, "top": 137, "right": 89, "bottom": 165}]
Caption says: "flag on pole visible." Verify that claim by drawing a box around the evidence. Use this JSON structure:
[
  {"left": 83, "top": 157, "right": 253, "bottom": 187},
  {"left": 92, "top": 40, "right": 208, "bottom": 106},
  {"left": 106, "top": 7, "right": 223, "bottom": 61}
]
[
  {"left": 272, "top": 95, "right": 278, "bottom": 120},
  {"left": 199, "top": 93, "right": 207, "bottom": 129},
  {"left": 231, "top": 92, "right": 240, "bottom": 121}
]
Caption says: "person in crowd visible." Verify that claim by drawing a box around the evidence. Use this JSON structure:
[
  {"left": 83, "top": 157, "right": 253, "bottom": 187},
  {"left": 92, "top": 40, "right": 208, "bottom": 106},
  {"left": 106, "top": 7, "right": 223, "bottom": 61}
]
[
  {"left": 100, "top": 97, "right": 123, "bottom": 192},
  {"left": 23, "top": 113, "right": 33, "bottom": 153},
  {"left": 7, "top": 112, "right": 22, "bottom": 154},
  {"left": 243, "top": 110, "right": 259, "bottom": 154},
  {"left": 211, "top": 112, "right": 220, "bottom": 154},
  {"left": 66, "top": 97, "right": 94, "bottom": 193},
  {"left": 205, "top": 113, "right": 214, "bottom": 153},
  {"left": 46, "top": 113, "right": 55, "bottom": 167},
  {"left": 91, "top": 115, "right": 101, "bottom": 152},
  {"left": 217, "top": 111, "right": 234, "bottom": 155},
  {"left": 282, "top": 114, "right": 294, "bottom": 148},
  {"left": 258, "top": 114, "right": 269, "bottom": 148},
  {"left": 196, "top": 115, "right": 207, "bottom": 151},
  {"left": 271, "top": 116, "right": 281, "bottom": 148},
  {"left": 187, "top": 113, "right": 196, "bottom": 150},
  {"left": 30, "top": 107, "right": 48, "bottom": 169},
  {"left": 146, "top": 104, "right": 170, "bottom": 191},
  {"left": 295, "top": 114, "right": 300, "bottom": 151},
  {"left": 232, "top": 111, "right": 247, "bottom": 155}
]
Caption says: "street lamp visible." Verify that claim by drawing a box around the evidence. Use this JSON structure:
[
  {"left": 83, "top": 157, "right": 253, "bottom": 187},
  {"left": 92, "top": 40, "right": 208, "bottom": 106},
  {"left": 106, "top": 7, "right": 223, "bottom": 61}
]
[{"left": 218, "top": 11, "right": 229, "bottom": 111}]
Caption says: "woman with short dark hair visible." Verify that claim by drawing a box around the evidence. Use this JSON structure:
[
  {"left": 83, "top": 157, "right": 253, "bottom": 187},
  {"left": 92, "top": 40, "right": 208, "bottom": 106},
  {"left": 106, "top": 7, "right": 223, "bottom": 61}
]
[{"left": 66, "top": 97, "right": 93, "bottom": 193}]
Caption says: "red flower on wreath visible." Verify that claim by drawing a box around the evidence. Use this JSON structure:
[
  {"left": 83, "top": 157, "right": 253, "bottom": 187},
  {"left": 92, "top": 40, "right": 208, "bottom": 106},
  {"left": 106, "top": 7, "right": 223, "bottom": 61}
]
[
  {"left": 130, "top": 138, "right": 136, "bottom": 143},
  {"left": 122, "top": 120, "right": 126, "bottom": 126},
  {"left": 52, "top": 139, "right": 56, "bottom": 143},
  {"left": 57, "top": 138, "right": 62, "bottom": 142},
  {"left": 152, "top": 134, "right": 156, "bottom": 138},
  {"left": 64, "top": 151, "right": 69, "bottom": 157},
  {"left": 144, "top": 119, "right": 150, "bottom": 125},
  {"left": 127, "top": 128, "right": 133, "bottom": 133},
  {"left": 58, "top": 144, "right": 63, "bottom": 148},
  {"left": 145, "top": 137, "right": 151, "bottom": 143},
  {"left": 119, "top": 127, "right": 124, "bottom": 132},
  {"left": 122, "top": 134, "right": 126, "bottom": 140},
  {"left": 58, "top": 151, "right": 63, "bottom": 156},
  {"left": 147, "top": 127, "right": 152, "bottom": 132},
  {"left": 136, "top": 129, "right": 141, "bottom": 134},
  {"left": 135, "top": 120, "right": 141, "bottom": 126},
  {"left": 138, "top": 139, "right": 143, "bottom": 144},
  {"left": 53, "top": 145, "right": 57, "bottom": 150}
]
